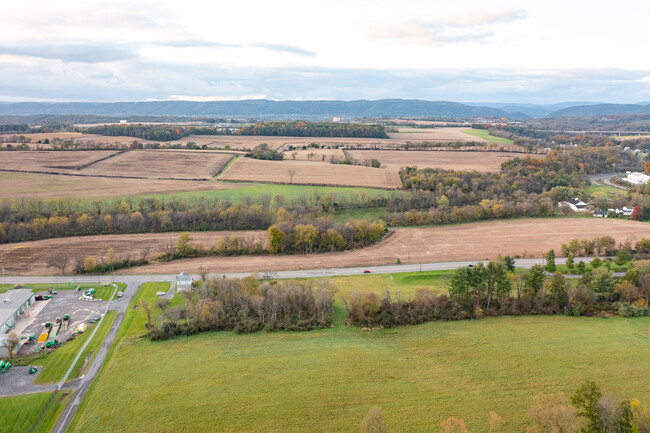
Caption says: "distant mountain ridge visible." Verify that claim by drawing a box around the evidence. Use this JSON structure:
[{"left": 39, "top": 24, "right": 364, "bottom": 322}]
[
  {"left": 0, "top": 99, "right": 647, "bottom": 119},
  {"left": 547, "top": 103, "right": 650, "bottom": 117},
  {"left": 0, "top": 99, "right": 510, "bottom": 118}
]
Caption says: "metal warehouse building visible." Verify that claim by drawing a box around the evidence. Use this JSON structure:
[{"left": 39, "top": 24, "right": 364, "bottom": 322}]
[{"left": 1, "top": 289, "right": 35, "bottom": 357}]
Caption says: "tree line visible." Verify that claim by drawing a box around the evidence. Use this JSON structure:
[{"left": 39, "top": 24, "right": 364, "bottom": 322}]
[
  {"left": 359, "top": 380, "right": 649, "bottom": 433},
  {"left": 238, "top": 121, "right": 389, "bottom": 138},
  {"left": 345, "top": 256, "right": 650, "bottom": 329},
  {"left": 145, "top": 277, "right": 337, "bottom": 339}
]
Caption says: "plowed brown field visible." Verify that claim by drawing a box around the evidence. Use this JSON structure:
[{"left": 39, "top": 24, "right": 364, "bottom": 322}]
[
  {"left": 218, "top": 158, "right": 403, "bottom": 189},
  {"left": 0, "top": 231, "right": 266, "bottom": 275},
  {"left": 2, "top": 218, "right": 647, "bottom": 276},
  {"left": 346, "top": 150, "right": 527, "bottom": 172}
]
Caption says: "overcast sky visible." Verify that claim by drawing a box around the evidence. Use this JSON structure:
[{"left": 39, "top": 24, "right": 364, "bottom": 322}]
[{"left": 1, "top": 0, "right": 649, "bottom": 104}]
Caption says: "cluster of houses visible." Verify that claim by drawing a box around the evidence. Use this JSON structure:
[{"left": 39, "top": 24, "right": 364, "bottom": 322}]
[
  {"left": 560, "top": 198, "right": 635, "bottom": 218},
  {"left": 623, "top": 171, "right": 650, "bottom": 185}
]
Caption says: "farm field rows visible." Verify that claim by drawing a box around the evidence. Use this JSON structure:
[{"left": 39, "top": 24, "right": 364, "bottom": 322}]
[
  {"left": 0, "top": 172, "right": 248, "bottom": 199},
  {"left": 345, "top": 149, "right": 526, "bottom": 172},
  {"left": 121, "top": 217, "right": 649, "bottom": 275},
  {"left": 0, "top": 231, "right": 266, "bottom": 275},
  {"left": 0, "top": 150, "right": 118, "bottom": 173},
  {"left": 218, "top": 157, "right": 404, "bottom": 189},
  {"left": 68, "top": 281, "right": 650, "bottom": 433},
  {"left": 79, "top": 149, "right": 236, "bottom": 179},
  {"left": 460, "top": 128, "right": 514, "bottom": 144}
]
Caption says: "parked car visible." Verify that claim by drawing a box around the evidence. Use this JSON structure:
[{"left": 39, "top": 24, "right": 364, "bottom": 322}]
[
  {"left": 156, "top": 291, "right": 166, "bottom": 296},
  {"left": 117, "top": 292, "right": 123, "bottom": 298}
]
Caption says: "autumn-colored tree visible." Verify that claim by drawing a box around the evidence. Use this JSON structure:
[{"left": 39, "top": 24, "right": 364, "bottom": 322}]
[
  {"left": 441, "top": 417, "right": 473, "bottom": 433},
  {"left": 294, "top": 224, "right": 318, "bottom": 253},
  {"left": 268, "top": 225, "right": 285, "bottom": 254},
  {"left": 631, "top": 206, "right": 643, "bottom": 221},
  {"left": 527, "top": 393, "right": 579, "bottom": 433},
  {"left": 177, "top": 232, "right": 193, "bottom": 257},
  {"left": 644, "top": 161, "right": 650, "bottom": 175},
  {"left": 83, "top": 256, "right": 96, "bottom": 272}
]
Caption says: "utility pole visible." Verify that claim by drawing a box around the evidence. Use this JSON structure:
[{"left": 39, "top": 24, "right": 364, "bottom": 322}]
[{"left": 2, "top": 267, "right": 5, "bottom": 287}]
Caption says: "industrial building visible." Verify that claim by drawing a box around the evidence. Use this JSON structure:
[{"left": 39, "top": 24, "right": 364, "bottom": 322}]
[{"left": 0, "top": 289, "right": 35, "bottom": 357}]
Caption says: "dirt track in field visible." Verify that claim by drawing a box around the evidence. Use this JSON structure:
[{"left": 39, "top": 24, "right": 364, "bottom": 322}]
[
  {"left": 218, "top": 158, "right": 403, "bottom": 189},
  {"left": 2, "top": 218, "right": 645, "bottom": 276},
  {"left": 346, "top": 150, "right": 528, "bottom": 172},
  {"left": 0, "top": 231, "right": 266, "bottom": 275}
]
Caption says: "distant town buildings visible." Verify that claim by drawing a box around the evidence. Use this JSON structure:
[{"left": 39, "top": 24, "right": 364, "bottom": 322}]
[{"left": 623, "top": 171, "right": 650, "bottom": 185}]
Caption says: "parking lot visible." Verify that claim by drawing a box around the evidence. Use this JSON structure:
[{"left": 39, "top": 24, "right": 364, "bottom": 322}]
[{"left": 17, "top": 290, "right": 109, "bottom": 355}]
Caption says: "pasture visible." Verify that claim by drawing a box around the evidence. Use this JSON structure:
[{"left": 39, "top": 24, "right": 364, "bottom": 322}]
[
  {"left": 460, "top": 129, "right": 514, "bottom": 145},
  {"left": 117, "top": 217, "right": 650, "bottom": 275},
  {"left": 388, "top": 126, "right": 485, "bottom": 142},
  {"left": 0, "top": 391, "right": 71, "bottom": 433},
  {"left": 68, "top": 281, "right": 650, "bottom": 433},
  {"left": 218, "top": 157, "right": 403, "bottom": 189},
  {"left": 345, "top": 149, "right": 526, "bottom": 172}
]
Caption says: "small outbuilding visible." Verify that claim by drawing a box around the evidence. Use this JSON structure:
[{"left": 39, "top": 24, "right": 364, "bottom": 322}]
[{"left": 176, "top": 271, "right": 194, "bottom": 292}]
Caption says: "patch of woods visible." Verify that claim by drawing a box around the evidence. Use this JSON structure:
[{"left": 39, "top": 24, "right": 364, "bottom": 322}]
[
  {"left": 46, "top": 218, "right": 386, "bottom": 274},
  {"left": 80, "top": 121, "right": 389, "bottom": 142},
  {"left": 345, "top": 253, "right": 650, "bottom": 329},
  {"left": 384, "top": 146, "right": 644, "bottom": 226},
  {"left": 0, "top": 191, "right": 387, "bottom": 245},
  {"left": 238, "top": 121, "right": 389, "bottom": 139},
  {"left": 144, "top": 277, "right": 337, "bottom": 340},
  {"left": 359, "top": 380, "right": 649, "bottom": 433}
]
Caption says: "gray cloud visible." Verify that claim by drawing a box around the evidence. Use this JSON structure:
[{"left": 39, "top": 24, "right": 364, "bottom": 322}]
[
  {"left": 154, "top": 40, "right": 315, "bottom": 56},
  {"left": 0, "top": 43, "right": 137, "bottom": 63},
  {"left": 0, "top": 56, "right": 648, "bottom": 104}
]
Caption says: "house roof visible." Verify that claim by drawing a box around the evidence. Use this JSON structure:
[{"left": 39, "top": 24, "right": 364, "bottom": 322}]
[
  {"left": 0, "top": 289, "right": 34, "bottom": 327},
  {"left": 566, "top": 198, "right": 587, "bottom": 206}
]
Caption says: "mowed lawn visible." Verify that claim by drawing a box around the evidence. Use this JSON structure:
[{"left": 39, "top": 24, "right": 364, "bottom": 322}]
[
  {"left": 70, "top": 276, "right": 650, "bottom": 433},
  {"left": 0, "top": 391, "right": 71, "bottom": 433}
]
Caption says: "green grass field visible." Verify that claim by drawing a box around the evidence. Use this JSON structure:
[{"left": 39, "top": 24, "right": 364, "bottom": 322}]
[
  {"left": 0, "top": 391, "right": 71, "bottom": 433},
  {"left": 584, "top": 182, "right": 623, "bottom": 196},
  {"left": 69, "top": 273, "right": 650, "bottom": 433},
  {"left": 333, "top": 206, "right": 387, "bottom": 223},
  {"left": 141, "top": 182, "right": 399, "bottom": 204},
  {"left": 461, "top": 129, "right": 514, "bottom": 145}
]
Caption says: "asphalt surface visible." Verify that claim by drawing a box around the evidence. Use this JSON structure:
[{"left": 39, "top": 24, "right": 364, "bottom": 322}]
[{"left": 2, "top": 257, "right": 616, "bottom": 432}]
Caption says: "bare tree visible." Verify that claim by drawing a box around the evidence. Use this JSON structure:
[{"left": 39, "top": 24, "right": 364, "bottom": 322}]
[
  {"left": 140, "top": 247, "right": 150, "bottom": 262},
  {"left": 46, "top": 254, "right": 69, "bottom": 275},
  {"left": 6, "top": 332, "right": 20, "bottom": 358},
  {"left": 139, "top": 300, "right": 153, "bottom": 329},
  {"left": 287, "top": 169, "right": 296, "bottom": 184},
  {"left": 291, "top": 151, "right": 298, "bottom": 160},
  {"left": 361, "top": 407, "right": 391, "bottom": 433},
  {"left": 155, "top": 298, "right": 172, "bottom": 320}
]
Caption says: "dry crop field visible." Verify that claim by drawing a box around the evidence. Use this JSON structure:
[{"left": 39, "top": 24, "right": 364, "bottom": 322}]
[
  {"left": 0, "top": 172, "right": 246, "bottom": 199},
  {"left": 80, "top": 150, "right": 236, "bottom": 179},
  {"left": 387, "top": 127, "right": 486, "bottom": 142},
  {"left": 346, "top": 149, "right": 527, "bottom": 172},
  {"left": 2, "top": 218, "right": 647, "bottom": 276},
  {"left": 218, "top": 157, "right": 403, "bottom": 189},
  {"left": 118, "top": 218, "right": 649, "bottom": 275},
  {"left": 0, "top": 150, "right": 118, "bottom": 173},
  {"left": 0, "top": 230, "right": 266, "bottom": 275}
]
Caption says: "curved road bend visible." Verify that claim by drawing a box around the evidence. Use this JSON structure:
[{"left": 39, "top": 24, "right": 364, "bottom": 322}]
[{"left": 5, "top": 256, "right": 609, "bottom": 432}]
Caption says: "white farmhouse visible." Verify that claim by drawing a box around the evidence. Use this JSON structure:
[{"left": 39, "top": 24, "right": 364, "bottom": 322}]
[
  {"left": 561, "top": 198, "right": 588, "bottom": 212},
  {"left": 176, "top": 271, "right": 194, "bottom": 292}
]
